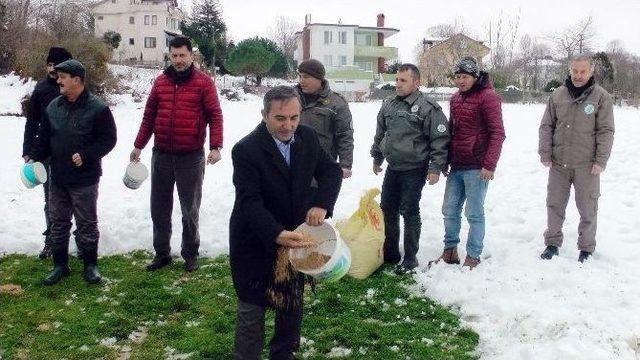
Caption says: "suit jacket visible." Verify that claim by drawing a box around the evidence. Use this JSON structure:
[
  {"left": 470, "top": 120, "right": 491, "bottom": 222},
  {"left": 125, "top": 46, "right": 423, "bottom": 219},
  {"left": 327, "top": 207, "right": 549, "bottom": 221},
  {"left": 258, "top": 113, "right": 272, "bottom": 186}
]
[{"left": 229, "top": 122, "right": 342, "bottom": 307}]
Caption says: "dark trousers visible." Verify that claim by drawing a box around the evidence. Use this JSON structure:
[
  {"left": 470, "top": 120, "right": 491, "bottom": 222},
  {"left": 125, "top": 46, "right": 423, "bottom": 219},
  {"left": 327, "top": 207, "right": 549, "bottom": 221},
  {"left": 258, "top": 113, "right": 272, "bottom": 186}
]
[
  {"left": 233, "top": 300, "right": 303, "bottom": 360},
  {"left": 151, "top": 149, "right": 205, "bottom": 260},
  {"left": 380, "top": 167, "right": 428, "bottom": 263},
  {"left": 42, "top": 161, "right": 52, "bottom": 243},
  {"left": 49, "top": 182, "right": 100, "bottom": 265}
]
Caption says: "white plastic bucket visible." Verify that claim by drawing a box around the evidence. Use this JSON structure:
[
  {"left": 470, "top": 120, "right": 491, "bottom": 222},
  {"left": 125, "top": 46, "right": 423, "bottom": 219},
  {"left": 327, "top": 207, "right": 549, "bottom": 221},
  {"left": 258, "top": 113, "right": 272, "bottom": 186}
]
[
  {"left": 123, "top": 162, "right": 149, "bottom": 189},
  {"left": 20, "top": 162, "right": 47, "bottom": 189},
  {"left": 289, "top": 222, "right": 351, "bottom": 282}
]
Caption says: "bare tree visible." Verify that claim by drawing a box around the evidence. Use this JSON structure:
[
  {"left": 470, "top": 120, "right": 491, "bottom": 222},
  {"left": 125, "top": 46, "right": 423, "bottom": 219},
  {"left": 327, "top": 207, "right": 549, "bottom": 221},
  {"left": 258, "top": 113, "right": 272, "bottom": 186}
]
[
  {"left": 549, "top": 16, "right": 596, "bottom": 60},
  {"left": 268, "top": 16, "right": 299, "bottom": 68},
  {"left": 426, "top": 18, "right": 466, "bottom": 38}
]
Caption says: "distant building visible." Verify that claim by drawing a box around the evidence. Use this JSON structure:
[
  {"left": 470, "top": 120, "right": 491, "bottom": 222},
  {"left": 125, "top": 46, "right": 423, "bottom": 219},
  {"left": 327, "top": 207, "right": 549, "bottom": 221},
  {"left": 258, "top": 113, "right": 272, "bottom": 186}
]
[
  {"left": 293, "top": 14, "right": 399, "bottom": 98},
  {"left": 418, "top": 33, "right": 490, "bottom": 86},
  {"left": 91, "top": 0, "right": 184, "bottom": 66}
]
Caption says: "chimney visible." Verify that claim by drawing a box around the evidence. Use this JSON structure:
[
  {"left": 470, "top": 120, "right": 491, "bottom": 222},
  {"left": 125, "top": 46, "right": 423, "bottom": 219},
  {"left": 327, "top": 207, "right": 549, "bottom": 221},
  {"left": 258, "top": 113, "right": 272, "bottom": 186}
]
[
  {"left": 377, "top": 13, "right": 385, "bottom": 74},
  {"left": 305, "top": 14, "right": 311, "bottom": 25}
]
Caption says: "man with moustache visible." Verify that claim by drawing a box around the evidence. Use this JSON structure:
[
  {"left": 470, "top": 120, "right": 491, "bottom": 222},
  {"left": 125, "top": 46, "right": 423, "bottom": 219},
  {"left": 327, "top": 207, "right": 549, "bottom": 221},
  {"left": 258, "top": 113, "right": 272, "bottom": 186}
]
[
  {"left": 30, "top": 59, "right": 117, "bottom": 285},
  {"left": 131, "top": 36, "right": 223, "bottom": 272},
  {"left": 539, "top": 54, "right": 615, "bottom": 262},
  {"left": 295, "top": 59, "right": 354, "bottom": 179},
  {"left": 22, "top": 46, "right": 76, "bottom": 259}
]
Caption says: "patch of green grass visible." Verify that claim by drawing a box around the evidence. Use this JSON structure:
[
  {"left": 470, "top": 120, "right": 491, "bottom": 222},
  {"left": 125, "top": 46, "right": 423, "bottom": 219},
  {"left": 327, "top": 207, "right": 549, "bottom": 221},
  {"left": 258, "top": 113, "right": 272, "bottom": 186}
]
[{"left": 0, "top": 253, "right": 477, "bottom": 359}]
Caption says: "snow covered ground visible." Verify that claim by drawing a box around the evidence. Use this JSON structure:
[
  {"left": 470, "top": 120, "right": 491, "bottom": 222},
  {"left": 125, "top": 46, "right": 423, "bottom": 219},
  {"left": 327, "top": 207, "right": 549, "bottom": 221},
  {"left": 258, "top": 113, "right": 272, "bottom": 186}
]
[{"left": 1, "top": 72, "right": 639, "bottom": 359}]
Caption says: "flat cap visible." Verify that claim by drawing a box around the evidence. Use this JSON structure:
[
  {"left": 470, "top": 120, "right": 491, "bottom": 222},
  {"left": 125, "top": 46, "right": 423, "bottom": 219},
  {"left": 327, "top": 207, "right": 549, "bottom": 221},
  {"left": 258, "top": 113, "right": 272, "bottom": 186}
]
[{"left": 54, "top": 59, "right": 86, "bottom": 79}]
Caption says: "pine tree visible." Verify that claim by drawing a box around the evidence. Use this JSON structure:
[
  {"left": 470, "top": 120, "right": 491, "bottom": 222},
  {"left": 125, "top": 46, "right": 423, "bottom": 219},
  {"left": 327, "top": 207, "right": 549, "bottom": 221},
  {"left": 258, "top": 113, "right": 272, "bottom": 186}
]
[
  {"left": 225, "top": 38, "right": 277, "bottom": 86},
  {"left": 181, "top": 0, "right": 228, "bottom": 71}
]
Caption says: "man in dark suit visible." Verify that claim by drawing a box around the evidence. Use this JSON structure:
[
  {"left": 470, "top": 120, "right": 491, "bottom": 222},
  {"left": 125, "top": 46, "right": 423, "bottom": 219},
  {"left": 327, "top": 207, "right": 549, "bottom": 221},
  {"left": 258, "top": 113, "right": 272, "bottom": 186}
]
[{"left": 229, "top": 86, "right": 342, "bottom": 359}]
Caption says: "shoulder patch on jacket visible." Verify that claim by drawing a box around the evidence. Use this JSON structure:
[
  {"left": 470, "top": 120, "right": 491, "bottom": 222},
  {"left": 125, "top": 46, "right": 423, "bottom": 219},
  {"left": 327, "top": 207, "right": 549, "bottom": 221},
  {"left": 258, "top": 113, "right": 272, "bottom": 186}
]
[{"left": 421, "top": 95, "right": 441, "bottom": 110}]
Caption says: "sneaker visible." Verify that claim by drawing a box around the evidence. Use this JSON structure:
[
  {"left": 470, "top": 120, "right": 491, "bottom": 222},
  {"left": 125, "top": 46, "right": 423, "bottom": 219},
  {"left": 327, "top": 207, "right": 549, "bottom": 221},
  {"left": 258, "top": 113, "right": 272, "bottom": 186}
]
[
  {"left": 540, "top": 245, "right": 559, "bottom": 260},
  {"left": 578, "top": 251, "right": 591, "bottom": 263},
  {"left": 395, "top": 259, "right": 419, "bottom": 275},
  {"left": 184, "top": 258, "right": 199, "bottom": 272},
  {"left": 39, "top": 244, "right": 53, "bottom": 260},
  {"left": 42, "top": 265, "right": 71, "bottom": 286},
  {"left": 462, "top": 255, "right": 481, "bottom": 269},
  {"left": 146, "top": 256, "right": 172, "bottom": 271},
  {"left": 83, "top": 263, "right": 102, "bottom": 284},
  {"left": 428, "top": 248, "right": 460, "bottom": 267}
]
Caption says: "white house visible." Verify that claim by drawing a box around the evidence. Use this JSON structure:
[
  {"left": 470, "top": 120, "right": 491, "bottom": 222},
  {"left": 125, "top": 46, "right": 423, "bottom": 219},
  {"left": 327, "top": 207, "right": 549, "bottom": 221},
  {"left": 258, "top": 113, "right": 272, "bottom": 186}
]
[
  {"left": 91, "top": 0, "right": 184, "bottom": 65},
  {"left": 293, "top": 14, "right": 399, "bottom": 98}
]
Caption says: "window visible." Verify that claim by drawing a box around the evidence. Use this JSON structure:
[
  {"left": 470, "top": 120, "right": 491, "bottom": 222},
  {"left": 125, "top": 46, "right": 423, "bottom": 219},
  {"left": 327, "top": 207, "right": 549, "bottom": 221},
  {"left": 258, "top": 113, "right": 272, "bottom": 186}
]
[
  {"left": 323, "top": 55, "right": 333, "bottom": 67},
  {"left": 339, "top": 55, "right": 347, "bottom": 66},
  {"left": 171, "top": 19, "right": 176, "bottom": 29},
  {"left": 144, "top": 15, "right": 150, "bottom": 25},
  {"left": 356, "top": 61, "right": 372, "bottom": 71},
  {"left": 97, "top": 16, "right": 104, "bottom": 20},
  {"left": 152, "top": 15, "right": 157, "bottom": 25},
  {"left": 129, "top": 38, "right": 134, "bottom": 45},
  {"left": 365, "top": 34, "right": 372, "bottom": 46},
  {"left": 338, "top": 31, "right": 347, "bottom": 44},
  {"left": 144, "top": 37, "right": 156, "bottom": 48},
  {"left": 324, "top": 31, "right": 332, "bottom": 44},
  {"left": 129, "top": 16, "right": 134, "bottom": 24},
  {"left": 166, "top": 17, "right": 169, "bottom": 26}
]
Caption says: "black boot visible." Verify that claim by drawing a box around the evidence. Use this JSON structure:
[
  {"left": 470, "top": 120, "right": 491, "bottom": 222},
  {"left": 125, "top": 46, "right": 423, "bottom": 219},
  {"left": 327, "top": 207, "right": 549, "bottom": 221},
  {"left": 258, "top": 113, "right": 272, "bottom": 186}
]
[
  {"left": 146, "top": 255, "right": 172, "bottom": 271},
  {"left": 578, "top": 251, "right": 592, "bottom": 263},
  {"left": 395, "top": 258, "right": 419, "bottom": 275},
  {"left": 83, "top": 263, "right": 102, "bottom": 284},
  {"left": 184, "top": 257, "right": 199, "bottom": 272},
  {"left": 43, "top": 250, "right": 70, "bottom": 286},
  {"left": 540, "top": 245, "right": 559, "bottom": 260},
  {"left": 43, "top": 266, "right": 71, "bottom": 285},
  {"left": 39, "top": 243, "right": 53, "bottom": 260}
]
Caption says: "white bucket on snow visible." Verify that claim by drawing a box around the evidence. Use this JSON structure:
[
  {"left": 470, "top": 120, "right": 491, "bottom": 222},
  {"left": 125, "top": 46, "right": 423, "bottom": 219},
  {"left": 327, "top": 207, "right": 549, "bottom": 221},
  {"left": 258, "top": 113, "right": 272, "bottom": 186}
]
[
  {"left": 289, "top": 222, "right": 351, "bottom": 282},
  {"left": 123, "top": 161, "right": 149, "bottom": 189}
]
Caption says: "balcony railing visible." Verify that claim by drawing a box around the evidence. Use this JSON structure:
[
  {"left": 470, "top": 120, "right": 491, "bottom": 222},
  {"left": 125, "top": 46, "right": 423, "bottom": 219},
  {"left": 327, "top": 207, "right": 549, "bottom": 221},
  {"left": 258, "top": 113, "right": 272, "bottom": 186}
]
[{"left": 354, "top": 45, "right": 397, "bottom": 58}]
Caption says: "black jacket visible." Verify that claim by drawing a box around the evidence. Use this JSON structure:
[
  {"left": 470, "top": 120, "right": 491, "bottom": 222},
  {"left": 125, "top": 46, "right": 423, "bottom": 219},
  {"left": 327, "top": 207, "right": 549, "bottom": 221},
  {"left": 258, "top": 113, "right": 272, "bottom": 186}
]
[
  {"left": 229, "top": 122, "right": 342, "bottom": 307},
  {"left": 30, "top": 89, "right": 117, "bottom": 187},
  {"left": 22, "top": 77, "right": 61, "bottom": 157}
]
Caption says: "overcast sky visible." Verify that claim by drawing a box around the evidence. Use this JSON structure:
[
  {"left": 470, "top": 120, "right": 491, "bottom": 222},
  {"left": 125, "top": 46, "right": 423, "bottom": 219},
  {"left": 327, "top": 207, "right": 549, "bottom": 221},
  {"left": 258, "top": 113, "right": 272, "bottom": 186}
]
[{"left": 183, "top": 0, "right": 640, "bottom": 62}]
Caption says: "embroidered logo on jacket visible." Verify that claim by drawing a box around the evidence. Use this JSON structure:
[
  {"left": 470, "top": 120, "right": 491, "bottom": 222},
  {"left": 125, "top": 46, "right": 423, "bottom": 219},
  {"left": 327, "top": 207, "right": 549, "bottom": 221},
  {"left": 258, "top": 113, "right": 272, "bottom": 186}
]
[{"left": 584, "top": 104, "right": 595, "bottom": 115}]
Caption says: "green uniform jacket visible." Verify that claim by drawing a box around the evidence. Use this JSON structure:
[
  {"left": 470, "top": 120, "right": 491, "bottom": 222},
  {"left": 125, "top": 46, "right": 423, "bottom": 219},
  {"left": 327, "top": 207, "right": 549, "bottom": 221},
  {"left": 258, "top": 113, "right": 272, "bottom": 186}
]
[
  {"left": 371, "top": 90, "right": 450, "bottom": 173},
  {"left": 296, "top": 82, "right": 354, "bottom": 169}
]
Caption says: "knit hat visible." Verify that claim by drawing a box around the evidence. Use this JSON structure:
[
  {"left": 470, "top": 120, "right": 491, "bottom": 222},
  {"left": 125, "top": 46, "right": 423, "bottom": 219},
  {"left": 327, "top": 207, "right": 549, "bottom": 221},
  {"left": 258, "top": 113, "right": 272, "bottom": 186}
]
[
  {"left": 297, "top": 59, "right": 326, "bottom": 80},
  {"left": 453, "top": 56, "right": 479, "bottom": 77},
  {"left": 46, "top": 47, "right": 73, "bottom": 65},
  {"left": 54, "top": 59, "right": 85, "bottom": 79}
]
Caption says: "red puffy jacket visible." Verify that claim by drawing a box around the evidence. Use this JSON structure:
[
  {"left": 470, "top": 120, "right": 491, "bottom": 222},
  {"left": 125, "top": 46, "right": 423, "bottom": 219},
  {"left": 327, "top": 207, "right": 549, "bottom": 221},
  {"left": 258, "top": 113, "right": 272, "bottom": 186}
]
[
  {"left": 448, "top": 73, "right": 505, "bottom": 172},
  {"left": 134, "top": 66, "right": 223, "bottom": 153}
]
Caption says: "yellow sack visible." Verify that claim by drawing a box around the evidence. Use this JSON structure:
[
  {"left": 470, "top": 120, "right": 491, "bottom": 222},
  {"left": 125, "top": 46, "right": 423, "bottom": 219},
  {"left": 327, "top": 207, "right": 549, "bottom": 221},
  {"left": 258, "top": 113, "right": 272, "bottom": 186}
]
[{"left": 336, "top": 188, "right": 385, "bottom": 279}]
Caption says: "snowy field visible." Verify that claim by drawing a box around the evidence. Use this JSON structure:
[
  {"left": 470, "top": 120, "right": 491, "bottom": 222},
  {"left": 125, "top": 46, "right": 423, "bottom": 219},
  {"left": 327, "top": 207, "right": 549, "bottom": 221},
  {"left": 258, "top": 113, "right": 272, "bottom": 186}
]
[{"left": 1, "top": 73, "right": 639, "bottom": 359}]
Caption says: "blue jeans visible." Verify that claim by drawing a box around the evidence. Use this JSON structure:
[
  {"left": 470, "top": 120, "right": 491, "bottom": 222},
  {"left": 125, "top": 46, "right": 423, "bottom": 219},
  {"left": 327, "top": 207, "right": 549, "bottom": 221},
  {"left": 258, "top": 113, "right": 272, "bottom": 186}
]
[{"left": 442, "top": 169, "right": 489, "bottom": 259}]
